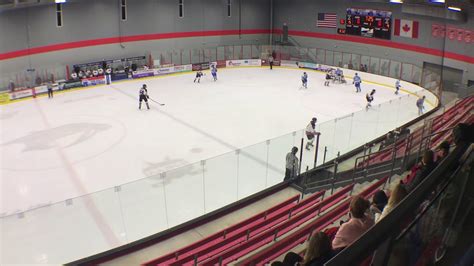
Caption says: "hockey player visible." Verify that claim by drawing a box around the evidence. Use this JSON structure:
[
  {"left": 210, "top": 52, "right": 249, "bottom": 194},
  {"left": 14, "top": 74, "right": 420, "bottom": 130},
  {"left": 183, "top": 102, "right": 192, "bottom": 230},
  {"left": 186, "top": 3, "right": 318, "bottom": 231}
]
[
  {"left": 395, "top": 80, "right": 401, "bottom": 95},
  {"left": 416, "top": 95, "right": 426, "bottom": 115},
  {"left": 211, "top": 66, "right": 218, "bottom": 81},
  {"left": 366, "top": 89, "right": 376, "bottom": 109},
  {"left": 353, "top": 73, "right": 362, "bottom": 93},
  {"left": 324, "top": 71, "right": 331, "bottom": 86},
  {"left": 269, "top": 55, "right": 274, "bottom": 70},
  {"left": 194, "top": 71, "right": 204, "bottom": 83},
  {"left": 335, "top": 68, "right": 343, "bottom": 83},
  {"left": 301, "top": 72, "right": 308, "bottom": 89},
  {"left": 305, "top": 117, "right": 320, "bottom": 150},
  {"left": 139, "top": 84, "right": 150, "bottom": 110},
  {"left": 47, "top": 82, "right": 53, "bottom": 98}
]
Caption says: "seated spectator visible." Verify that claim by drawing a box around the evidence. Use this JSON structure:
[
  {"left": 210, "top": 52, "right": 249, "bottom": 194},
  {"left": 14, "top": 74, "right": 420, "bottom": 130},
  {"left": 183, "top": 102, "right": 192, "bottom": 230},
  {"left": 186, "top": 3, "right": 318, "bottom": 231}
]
[
  {"left": 436, "top": 141, "right": 450, "bottom": 162},
  {"left": 405, "top": 150, "right": 437, "bottom": 192},
  {"left": 369, "top": 190, "right": 388, "bottom": 221},
  {"left": 283, "top": 251, "right": 303, "bottom": 265},
  {"left": 332, "top": 196, "right": 374, "bottom": 251},
  {"left": 376, "top": 183, "right": 408, "bottom": 223},
  {"left": 303, "top": 231, "right": 333, "bottom": 266}
]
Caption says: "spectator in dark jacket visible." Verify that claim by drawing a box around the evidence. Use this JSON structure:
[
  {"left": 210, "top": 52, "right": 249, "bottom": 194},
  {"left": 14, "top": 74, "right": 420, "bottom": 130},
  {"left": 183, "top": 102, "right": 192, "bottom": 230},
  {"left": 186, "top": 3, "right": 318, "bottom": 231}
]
[
  {"left": 369, "top": 190, "right": 388, "bottom": 221},
  {"left": 436, "top": 141, "right": 450, "bottom": 162},
  {"left": 283, "top": 251, "right": 303, "bottom": 265},
  {"left": 303, "top": 231, "right": 334, "bottom": 266},
  {"left": 405, "top": 150, "right": 437, "bottom": 192}
]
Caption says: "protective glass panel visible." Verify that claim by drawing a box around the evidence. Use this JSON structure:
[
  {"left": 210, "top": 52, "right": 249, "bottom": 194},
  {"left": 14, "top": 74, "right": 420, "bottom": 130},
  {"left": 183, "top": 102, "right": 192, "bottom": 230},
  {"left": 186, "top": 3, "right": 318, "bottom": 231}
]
[
  {"left": 316, "top": 119, "right": 336, "bottom": 164},
  {"left": 351, "top": 54, "right": 361, "bottom": 70},
  {"left": 217, "top": 46, "right": 225, "bottom": 61},
  {"left": 389, "top": 61, "right": 401, "bottom": 79},
  {"left": 1, "top": 189, "right": 126, "bottom": 264},
  {"left": 325, "top": 50, "right": 334, "bottom": 66},
  {"left": 118, "top": 175, "right": 168, "bottom": 242},
  {"left": 251, "top": 45, "right": 260, "bottom": 59},
  {"left": 401, "top": 63, "right": 413, "bottom": 82},
  {"left": 369, "top": 57, "right": 380, "bottom": 74},
  {"left": 203, "top": 151, "right": 238, "bottom": 213},
  {"left": 349, "top": 106, "right": 380, "bottom": 148},
  {"left": 242, "top": 45, "right": 252, "bottom": 59},
  {"left": 162, "top": 51, "right": 172, "bottom": 65},
  {"left": 412, "top": 65, "right": 422, "bottom": 85},
  {"left": 334, "top": 52, "right": 343, "bottom": 67},
  {"left": 164, "top": 161, "right": 205, "bottom": 228},
  {"left": 191, "top": 49, "right": 201, "bottom": 64},
  {"left": 308, "top": 48, "right": 317, "bottom": 62},
  {"left": 333, "top": 113, "right": 353, "bottom": 157},
  {"left": 342, "top": 53, "right": 352, "bottom": 68},
  {"left": 181, "top": 49, "right": 191, "bottom": 65},
  {"left": 234, "top": 45, "right": 243, "bottom": 59},
  {"left": 224, "top": 46, "right": 233, "bottom": 60},
  {"left": 316, "top": 49, "right": 325, "bottom": 64},
  {"left": 376, "top": 99, "right": 402, "bottom": 137},
  {"left": 237, "top": 142, "right": 268, "bottom": 199},
  {"left": 380, "top": 58, "right": 390, "bottom": 77},
  {"left": 360, "top": 56, "right": 370, "bottom": 72},
  {"left": 171, "top": 49, "right": 181, "bottom": 65}
]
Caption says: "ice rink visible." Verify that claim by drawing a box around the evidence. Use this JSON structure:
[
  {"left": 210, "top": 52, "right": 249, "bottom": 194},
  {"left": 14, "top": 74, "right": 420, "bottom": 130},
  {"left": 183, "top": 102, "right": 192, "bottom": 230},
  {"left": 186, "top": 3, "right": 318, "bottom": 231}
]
[
  {"left": 1, "top": 67, "right": 423, "bottom": 216},
  {"left": 0, "top": 67, "right": 431, "bottom": 264}
]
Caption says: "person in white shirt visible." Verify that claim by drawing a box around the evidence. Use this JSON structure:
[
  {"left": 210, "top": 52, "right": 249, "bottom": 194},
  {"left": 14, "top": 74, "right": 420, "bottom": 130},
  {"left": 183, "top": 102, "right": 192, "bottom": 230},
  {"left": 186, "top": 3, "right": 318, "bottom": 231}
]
[{"left": 305, "top": 117, "right": 320, "bottom": 150}]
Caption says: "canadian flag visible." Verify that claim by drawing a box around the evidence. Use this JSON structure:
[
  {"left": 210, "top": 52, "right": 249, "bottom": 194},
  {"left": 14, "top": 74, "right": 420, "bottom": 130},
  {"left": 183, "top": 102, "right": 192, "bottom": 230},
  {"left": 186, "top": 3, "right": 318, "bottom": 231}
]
[{"left": 394, "top": 19, "right": 419, "bottom": 38}]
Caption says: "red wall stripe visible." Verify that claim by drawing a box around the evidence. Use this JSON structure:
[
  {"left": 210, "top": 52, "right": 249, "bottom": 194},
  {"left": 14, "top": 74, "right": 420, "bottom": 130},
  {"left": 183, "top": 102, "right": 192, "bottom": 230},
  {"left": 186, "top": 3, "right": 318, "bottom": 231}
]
[
  {"left": 273, "top": 29, "right": 474, "bottom": 64},
  {"left": 0, "top": 29, "right": 472, "bottom": 64}
]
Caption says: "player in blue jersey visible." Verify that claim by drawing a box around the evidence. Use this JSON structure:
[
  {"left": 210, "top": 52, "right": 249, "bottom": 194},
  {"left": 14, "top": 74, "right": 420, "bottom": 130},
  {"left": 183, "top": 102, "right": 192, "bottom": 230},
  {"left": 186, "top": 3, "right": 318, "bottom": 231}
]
[
  {"left": 395, "top": 80, "right": 401, "bottom": 95},
  {"left": 353, "top": 73, "right": 362, "bottom": 93},
  {"left": 211, "top": 65, "right": 218, "bottom": 81},
  {"left": 301, "top": 72, "right": 308, "bottom": 89}
]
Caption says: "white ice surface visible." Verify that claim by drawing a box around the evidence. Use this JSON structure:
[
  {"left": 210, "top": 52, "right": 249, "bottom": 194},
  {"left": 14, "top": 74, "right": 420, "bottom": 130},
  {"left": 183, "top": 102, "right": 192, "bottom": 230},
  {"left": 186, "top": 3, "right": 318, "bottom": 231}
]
[{"left": 0, "top": 67, "right": 427, "bottom": 264}]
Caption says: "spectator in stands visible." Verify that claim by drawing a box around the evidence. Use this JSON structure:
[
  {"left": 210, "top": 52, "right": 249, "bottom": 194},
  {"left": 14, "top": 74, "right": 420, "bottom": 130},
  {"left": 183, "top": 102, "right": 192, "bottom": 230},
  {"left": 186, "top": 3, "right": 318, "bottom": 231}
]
[
  {"left": 405, "top": 150, "right": 437, "bottom": 192},
  {"left": 436, "top": 141, "right": 450, "bottom": 162},
  {"left": 8, "top": 80, "right": 15, "bottom": 92},
  {"left": 332, "top": 196, "right": 374, "bottom": 251},
  {"left": 376, "top": 183, "right": 408, "bottom": 223},
  {"left": 283, "top": 251, "right": 303, "bottom": 265},
  {"left": 303, "top": 231, "right": 333, "bottom": 266},
  {"left": 348, "top": 62, "right": 354, "bottom": 69},
  {"left": 369, "top": 190, "right": 388, "bottom": 221},
  {"left": 285, "top": 147, "right": 299, "bottom": 181}
]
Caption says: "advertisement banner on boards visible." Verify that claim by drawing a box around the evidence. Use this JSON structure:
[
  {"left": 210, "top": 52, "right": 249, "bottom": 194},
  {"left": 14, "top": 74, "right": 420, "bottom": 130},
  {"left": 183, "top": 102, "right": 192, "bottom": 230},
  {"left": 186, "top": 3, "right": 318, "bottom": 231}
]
[
  {"left": 216, "top": 60, "right": 227, "bottom": 68},
  {"left": 280, "top": 60, "right": 298, "bottom": 67},
  {"left": 192, "top": 62, "right": 210, "bottom": 71},
  {"left": 10, "top": 88, "right": 33, "bottom": 100},
  {"left": 81, "top": 76, "right": 106, "bottom": 86},
  {"left": 153, "top": 66, "right": 175, "bottom": 76},
  {"left": 33, "top": 85, "right": 48, "bottom": 94},
  {"left": 132, "top": 70, "right": 154, "bottom": 79},
  {"left": 61, "top": 81, "right": 83, "bottom": 90},
  {"left": 174, "top": 64, "right": 193, "bottom": 72},
  {"left": 226, "top": 59, "right": 261, "bottom": 67}
]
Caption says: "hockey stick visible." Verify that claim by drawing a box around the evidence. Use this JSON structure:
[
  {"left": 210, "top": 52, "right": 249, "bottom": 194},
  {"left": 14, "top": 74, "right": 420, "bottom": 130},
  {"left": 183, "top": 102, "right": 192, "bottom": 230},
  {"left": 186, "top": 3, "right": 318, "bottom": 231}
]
[{"left": 149, "top": 97, "right": 165, "bottom": 106}]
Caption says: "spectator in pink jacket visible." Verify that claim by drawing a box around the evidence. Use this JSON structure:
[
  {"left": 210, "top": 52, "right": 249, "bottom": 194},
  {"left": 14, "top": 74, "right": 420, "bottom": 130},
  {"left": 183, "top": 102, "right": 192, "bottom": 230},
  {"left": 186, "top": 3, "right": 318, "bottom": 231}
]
[{"left": 332, "top": 196, "right": 374, "bottom": 251}]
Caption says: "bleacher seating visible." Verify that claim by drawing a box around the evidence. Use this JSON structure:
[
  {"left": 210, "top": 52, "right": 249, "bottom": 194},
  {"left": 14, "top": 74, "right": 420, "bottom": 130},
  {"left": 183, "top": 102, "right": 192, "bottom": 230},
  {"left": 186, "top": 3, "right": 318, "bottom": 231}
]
[
  {"left": 238, "top": 176, "right": 388, "bottom": 266},
  {"left": 360, "top": 96, "right": 473, "bottom": 167}
]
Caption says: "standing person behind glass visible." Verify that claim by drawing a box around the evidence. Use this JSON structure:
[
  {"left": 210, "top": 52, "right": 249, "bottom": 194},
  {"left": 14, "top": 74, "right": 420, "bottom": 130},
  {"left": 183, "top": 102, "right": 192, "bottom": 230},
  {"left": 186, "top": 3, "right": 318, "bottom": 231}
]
[{"left": 285, "top": 147, "right": 299, "bottom": 181}]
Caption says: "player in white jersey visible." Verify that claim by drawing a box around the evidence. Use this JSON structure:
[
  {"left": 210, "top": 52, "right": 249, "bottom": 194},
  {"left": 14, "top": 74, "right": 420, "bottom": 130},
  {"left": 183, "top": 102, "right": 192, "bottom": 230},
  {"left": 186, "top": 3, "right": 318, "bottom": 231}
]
[
  {"left": 395, "top": 80, "right": 401, "bottom": 95},
  {"left": 139, "top": 84, "right": 150, "bottom": 110},
  {"left": 305, "top": 117, "right": 320, "bottom": 150},
  {"left": 366, "top": 89, "right": 376, "bottom": 109}
]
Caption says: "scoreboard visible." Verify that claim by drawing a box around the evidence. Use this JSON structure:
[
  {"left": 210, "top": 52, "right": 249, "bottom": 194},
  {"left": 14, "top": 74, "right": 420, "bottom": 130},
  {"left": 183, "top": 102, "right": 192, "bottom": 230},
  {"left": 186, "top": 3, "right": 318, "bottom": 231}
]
[{"left": 343, "top": 8, "right": 392, "bottom": 40}]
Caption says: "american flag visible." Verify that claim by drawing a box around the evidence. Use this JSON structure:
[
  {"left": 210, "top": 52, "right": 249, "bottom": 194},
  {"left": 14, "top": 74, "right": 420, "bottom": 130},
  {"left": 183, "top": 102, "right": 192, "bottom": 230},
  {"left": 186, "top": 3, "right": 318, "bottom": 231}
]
[{"left": 317, "top": 13, "right": 337, "bottom": 28}]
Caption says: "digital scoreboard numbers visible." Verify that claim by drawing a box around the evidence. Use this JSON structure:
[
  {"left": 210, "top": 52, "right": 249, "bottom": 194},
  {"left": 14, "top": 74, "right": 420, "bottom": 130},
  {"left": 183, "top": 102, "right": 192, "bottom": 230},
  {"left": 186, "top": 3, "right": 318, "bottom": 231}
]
[{"left": 344, "top": 8, "right": 392, "bottom": 40}]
